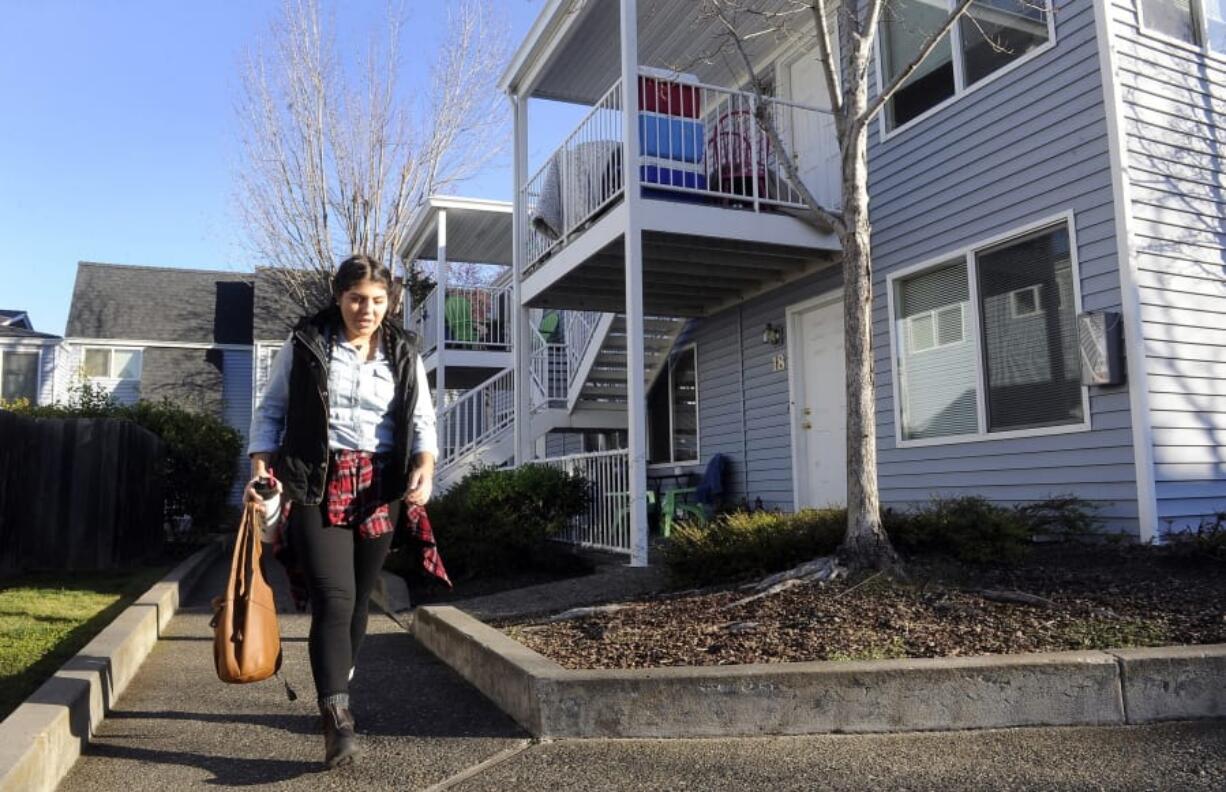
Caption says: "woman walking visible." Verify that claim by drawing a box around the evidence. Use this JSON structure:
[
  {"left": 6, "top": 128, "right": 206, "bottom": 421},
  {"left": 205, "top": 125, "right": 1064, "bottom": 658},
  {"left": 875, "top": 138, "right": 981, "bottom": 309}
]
[{"left": 246, "top": 254, "right": 437, "bottom": 769}]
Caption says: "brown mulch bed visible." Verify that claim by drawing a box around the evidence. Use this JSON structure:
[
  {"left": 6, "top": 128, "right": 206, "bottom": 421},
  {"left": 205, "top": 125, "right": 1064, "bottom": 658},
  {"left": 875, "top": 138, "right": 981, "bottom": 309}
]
[{"left": 497, "top": 545, "right": 1226, "bottom": 669}]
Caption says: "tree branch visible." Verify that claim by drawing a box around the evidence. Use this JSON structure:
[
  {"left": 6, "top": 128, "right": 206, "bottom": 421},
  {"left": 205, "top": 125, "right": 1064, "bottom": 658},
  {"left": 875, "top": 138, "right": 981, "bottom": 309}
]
[
  {"left": 863, "top": 0, "right": 978, "bottom": 124},
  {"left": 709, "top": 3, "right": 843, "bottom": 234},
  {"left": 809, "top": 0, "right": 844, "bottom": 119}
]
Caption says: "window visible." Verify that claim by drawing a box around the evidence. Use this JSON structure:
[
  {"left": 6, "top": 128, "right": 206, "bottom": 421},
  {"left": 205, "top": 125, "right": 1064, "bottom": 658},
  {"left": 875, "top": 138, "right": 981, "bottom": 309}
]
[
  {"left": 976, "top": 226, "right": 1083, "bottom": 432},
  {"left": 1141, "top": 0, "right": 1200, "bottom": 44},
  {"left": 881, "top": 0, "right": 957, "bottom": 129},
  {"left": 82, "top": 347, "right": 142, "bottom": 379},
  {"left": 1142, "top": 0, "right": 1226, "bottom": 53},
  {"left": 1009, "top": 285, "right": 1043, "bottom": 319},
  {"left": 648, "top": 346, "right": 699, "bottom": 464},
  {"left": 892, "top": 220, "right": 1085, "bottom": 443},
  {"left": 0, "top": 350, "right": 39, "bottom": 403},
  {"left": 880, "top": 0, "right": 1051, "bottom": 131},
  {"left": 895, "top": 262, "right": 980, "bottom": 440},
  {"left": 907, "top": 303, "right": 965, "bottom": 352},
  {"left": 255, "top": 343, "right": 279, "bottom": 399},
  {"left": 1210, "top": 0, "right": 1226, "bottom": 51}
]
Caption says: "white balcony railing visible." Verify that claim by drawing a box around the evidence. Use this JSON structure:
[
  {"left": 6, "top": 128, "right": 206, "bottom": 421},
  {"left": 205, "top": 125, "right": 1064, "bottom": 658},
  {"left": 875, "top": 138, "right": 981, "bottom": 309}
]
[
  {"left": 521, "top": 69, "right": 839, "bottom": 273},
  {"left": 408, "top": 281, "right": 515, "bottom": 355},
  {"left": 437, "top": 366, "right": 514, "bottom": 470},
  {"left": 540, "top": 449, "right": 631, "bottom": 554}
]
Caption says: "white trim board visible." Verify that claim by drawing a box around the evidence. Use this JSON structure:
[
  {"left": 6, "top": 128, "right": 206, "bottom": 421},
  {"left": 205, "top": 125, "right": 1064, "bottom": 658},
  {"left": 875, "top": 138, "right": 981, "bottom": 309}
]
[
  {"left": 64, "top": 338, "right": 253, "bottom": 351},
  {"left": 1093, "top": 0, "right": 1160, "bottom": 543}
]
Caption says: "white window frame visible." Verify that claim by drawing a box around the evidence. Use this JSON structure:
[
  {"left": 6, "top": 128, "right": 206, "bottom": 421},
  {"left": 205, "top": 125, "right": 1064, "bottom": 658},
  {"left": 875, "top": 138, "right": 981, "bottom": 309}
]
[
  {"left": 886, "top": 210, "right": 1092, "bottom": 448},
  {"left": 81, "top": 346, "right": 143, "bottom": 381},
  {"left": 1009, "top": 285, "right": 1044, "bottom": 319},
  {"left": 647, "top": 343, "right": 701, "bottom": 466},
  {"left": 875, "top": 0, "right": 1058, "bottom": 142},
  {"left": 1138, "top": 0, "right": 1226, "bottom": 60},
  {"left": 252, "top": 342, "right": 281, "bottom": 408},
  {"left": 0, "top": 347, "right": 43, "bottom": 403},
  {"left": 906, "top": 303, "right": 967, "bottom": 353}
]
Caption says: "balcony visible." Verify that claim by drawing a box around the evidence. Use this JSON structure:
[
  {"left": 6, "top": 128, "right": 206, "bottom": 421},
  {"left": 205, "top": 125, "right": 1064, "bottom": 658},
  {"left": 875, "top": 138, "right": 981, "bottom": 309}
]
[
  {"left": 505, "top": 0, "right": 843, "bottom": 321},
  {"left": 398, "top": 196, "right": 515, "bottom": 378},
  {"left": 408, "top": 279, "right": 514, "bottom": 360}
]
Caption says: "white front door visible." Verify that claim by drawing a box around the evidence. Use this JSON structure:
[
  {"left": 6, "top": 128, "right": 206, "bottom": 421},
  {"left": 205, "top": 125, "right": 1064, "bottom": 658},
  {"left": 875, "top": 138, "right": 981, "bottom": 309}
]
[
  {"left": 785, "top": 49, "right": 840, "bottom": 208},
  {"left": 791, "top": 296, "right": 846, "bottom": 509}
]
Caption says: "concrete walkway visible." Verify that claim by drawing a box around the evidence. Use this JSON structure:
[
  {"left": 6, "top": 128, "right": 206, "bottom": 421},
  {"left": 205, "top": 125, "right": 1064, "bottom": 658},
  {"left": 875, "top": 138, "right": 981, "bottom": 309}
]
[{"left": 59, "top": 556, "right": 1226, "bottom": 791}]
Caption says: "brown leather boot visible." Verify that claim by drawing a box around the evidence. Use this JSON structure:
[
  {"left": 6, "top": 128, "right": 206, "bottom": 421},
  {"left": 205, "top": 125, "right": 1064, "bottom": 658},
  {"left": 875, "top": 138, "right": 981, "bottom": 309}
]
[{"left": 319, "top": 696, "right": 360, "bottom": 769}]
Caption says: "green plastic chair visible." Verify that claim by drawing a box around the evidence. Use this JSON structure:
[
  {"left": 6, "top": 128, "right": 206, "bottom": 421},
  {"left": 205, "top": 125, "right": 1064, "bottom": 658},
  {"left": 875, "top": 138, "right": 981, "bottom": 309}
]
[
  {"left": 445, "top": 295, "right": 479, "bottom": 343},
  {"left": 660, "top": 487, "right": 706, "bottom": 537},
  {"left": 537, "top": 311, "right": 560, "bottom": 340}
]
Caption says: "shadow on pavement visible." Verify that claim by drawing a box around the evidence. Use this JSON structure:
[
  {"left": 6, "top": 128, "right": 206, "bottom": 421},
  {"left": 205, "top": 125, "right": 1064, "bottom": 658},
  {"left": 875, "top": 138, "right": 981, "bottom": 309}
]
[{"left": 81, "top": 742, "right": 319, "bottom": 787}]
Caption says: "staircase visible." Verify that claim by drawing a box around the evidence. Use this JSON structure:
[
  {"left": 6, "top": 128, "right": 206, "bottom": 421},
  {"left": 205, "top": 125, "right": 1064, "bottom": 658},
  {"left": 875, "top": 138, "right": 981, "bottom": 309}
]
[
  {"left": 574, "top": 315, "right": 687, "bottom": 409},
  {"left": 433, "top": 310, "right": 688, "bottom": 491}
]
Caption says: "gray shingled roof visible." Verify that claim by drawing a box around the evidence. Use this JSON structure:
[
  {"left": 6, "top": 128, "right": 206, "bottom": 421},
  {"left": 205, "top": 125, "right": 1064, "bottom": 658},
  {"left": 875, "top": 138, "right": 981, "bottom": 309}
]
[
  {"left": 0, "top": 324, "right": 60, "bottom": 340},
  {"left": 0, "top": 310, "right": 32, "bottom": 329},
  {"left": 252, "top": 267, "right": 319, "bottom": 342},
  {"left": 66, "top": 262, "right": 254, "bottom": 345}
]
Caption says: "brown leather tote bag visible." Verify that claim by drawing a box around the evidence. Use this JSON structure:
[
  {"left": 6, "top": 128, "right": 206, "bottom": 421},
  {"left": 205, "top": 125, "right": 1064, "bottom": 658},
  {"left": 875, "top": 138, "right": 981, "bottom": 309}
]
[{"left": 210, "top": 503, "right": 282, "bottom": 684}]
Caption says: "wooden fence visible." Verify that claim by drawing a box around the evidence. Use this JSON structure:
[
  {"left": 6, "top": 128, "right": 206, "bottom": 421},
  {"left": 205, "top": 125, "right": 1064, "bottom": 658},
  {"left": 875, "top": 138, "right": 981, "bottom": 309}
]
[{"left": 0, "top": 410, "right": 166, "bottom": 575}]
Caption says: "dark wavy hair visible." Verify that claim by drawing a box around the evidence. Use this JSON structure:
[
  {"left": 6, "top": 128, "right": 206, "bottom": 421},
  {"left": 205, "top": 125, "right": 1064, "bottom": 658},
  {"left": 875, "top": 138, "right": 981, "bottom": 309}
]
[{"left": 332, "top": 254, "right": 393, "bottom": 298}]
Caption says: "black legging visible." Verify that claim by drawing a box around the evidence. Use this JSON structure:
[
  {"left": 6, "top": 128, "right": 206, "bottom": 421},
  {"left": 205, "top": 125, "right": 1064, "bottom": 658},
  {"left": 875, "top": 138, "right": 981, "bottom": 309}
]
[{"left": 290, "top": 499, "right": 398, "bottom": 700}]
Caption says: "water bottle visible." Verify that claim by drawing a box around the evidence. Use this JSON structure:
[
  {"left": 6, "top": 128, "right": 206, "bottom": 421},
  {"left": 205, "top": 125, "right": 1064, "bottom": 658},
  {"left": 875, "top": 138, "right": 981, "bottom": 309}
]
[{"left": 252, "top": 475, "right": 281, "bottom": 543}]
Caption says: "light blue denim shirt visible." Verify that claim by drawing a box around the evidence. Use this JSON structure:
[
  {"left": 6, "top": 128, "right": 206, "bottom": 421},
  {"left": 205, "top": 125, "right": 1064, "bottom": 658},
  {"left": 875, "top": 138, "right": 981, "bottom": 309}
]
[{"left": 248, "top": 334, "right": 438, "bottom": 459}]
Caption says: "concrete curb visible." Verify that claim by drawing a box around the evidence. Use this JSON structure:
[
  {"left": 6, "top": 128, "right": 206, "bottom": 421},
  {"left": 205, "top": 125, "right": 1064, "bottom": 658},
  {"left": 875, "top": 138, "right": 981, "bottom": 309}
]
[
  {"left": 0, "top": 538, "right": 223, "bottom": 792},
  {"left": 413, "top": 605, "right": 1226, "bottom": 739}
]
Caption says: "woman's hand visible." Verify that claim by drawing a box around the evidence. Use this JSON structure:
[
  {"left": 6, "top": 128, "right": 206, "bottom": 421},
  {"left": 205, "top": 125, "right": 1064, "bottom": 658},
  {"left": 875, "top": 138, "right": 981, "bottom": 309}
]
[
  {"left": 245, "top": 453, "right": 280, "bottom": 505},
  {"left": 405, "top": 453, "right": 436, "bottom": 506}
]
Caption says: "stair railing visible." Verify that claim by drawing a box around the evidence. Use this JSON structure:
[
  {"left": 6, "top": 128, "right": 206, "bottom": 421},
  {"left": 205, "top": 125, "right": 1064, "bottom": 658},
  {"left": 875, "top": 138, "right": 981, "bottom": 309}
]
[{"left": 436, "top": 366, "right": 515, "bottom": 472}]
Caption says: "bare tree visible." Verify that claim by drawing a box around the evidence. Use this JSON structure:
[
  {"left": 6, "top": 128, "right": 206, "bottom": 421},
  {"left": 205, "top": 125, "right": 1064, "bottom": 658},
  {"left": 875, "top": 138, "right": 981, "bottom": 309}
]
[
  {"left": 235, "top": 0, "right": 510, "bottom": 316},
  {"left": 695, "top": 0, "right": 998, "bottom": 573}
]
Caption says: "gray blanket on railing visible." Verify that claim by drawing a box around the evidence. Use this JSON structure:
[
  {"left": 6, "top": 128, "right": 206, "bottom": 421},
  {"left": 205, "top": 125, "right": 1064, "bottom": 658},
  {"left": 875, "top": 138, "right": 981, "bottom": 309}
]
[{"left": 531, "top": 140, "right": 623, "bottom": 241}]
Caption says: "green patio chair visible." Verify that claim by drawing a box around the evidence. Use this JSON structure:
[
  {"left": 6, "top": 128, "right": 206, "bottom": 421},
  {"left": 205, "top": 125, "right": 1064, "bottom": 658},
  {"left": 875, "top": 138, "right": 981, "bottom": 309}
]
[
  {"left": 445, "top": 295, "right": 480, "bottom": 343},
  {"left": 537, "top": 311, "right": 560, "bottom": 341}
]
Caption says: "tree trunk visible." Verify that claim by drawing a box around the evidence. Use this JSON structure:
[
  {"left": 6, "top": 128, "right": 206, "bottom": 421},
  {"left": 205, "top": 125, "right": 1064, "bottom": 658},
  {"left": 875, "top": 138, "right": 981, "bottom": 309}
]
[{"left": 837, "top": 116, "right": 899, "bottom": 572}]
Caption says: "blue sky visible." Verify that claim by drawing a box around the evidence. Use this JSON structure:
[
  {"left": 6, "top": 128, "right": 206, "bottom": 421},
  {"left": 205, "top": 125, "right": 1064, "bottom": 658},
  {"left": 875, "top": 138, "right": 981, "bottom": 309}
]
[{"left": 0, "top": 1, "right": 579, "bottom": 335}]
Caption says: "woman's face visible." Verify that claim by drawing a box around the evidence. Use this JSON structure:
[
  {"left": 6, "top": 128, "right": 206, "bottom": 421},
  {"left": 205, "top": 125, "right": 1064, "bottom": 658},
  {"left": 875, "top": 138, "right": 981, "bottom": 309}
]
[{"left": 337, "top": 279, "right": 389, "bottom": 338}]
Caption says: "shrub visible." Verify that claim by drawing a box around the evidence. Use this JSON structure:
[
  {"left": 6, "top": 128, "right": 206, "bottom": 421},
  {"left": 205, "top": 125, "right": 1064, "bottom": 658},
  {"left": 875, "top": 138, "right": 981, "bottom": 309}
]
[
  {"left": 664, "top": 508, "right": 845, "bottom": 587},
  {"left": 1163, "top": 512, "right": 1226, "bottom": 565},
  {"left": 887, "top": 495, "right": 1101, "bottom": 565},
  {"left": 7, "top": 390, "right": 242, "bottom": 533},
  {"left": 412, "top": 464, "right": 591, "bottom": 580},
  {"left": 887, "top": 496, "right": 1032, "bottom": 565}
]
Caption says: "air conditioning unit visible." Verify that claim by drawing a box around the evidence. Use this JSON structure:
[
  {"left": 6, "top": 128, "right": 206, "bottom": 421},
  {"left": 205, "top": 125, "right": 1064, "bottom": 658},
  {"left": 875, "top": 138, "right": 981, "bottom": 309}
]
[{"left": 1077, "top": 311, "right": 1124, "bottom": 386}]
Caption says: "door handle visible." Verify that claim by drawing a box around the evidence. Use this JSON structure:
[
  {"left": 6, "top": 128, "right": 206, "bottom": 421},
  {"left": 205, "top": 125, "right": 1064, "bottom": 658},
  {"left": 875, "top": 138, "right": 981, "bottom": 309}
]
[{"left": 802, "top": 420, "right": 812, "bottom": 430}]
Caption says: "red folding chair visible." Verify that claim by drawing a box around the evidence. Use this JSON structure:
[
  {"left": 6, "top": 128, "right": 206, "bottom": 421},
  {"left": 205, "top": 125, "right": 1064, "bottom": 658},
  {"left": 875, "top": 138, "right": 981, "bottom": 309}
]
[{"left": 707, "top": 108, "right": 769, "bottom": 202}]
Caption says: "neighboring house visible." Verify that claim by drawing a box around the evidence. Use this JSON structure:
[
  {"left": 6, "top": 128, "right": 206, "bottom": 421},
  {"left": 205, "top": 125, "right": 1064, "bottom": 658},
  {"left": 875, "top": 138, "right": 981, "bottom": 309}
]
[
  {"left": 0, "top": 310, "right": 60, "bottom": 406},
  {"left": 414, "top": 0, "right": 1225, "bottom": 563},
  {"left": 63, "top": 262, "right": 256, "bottom": 503}
]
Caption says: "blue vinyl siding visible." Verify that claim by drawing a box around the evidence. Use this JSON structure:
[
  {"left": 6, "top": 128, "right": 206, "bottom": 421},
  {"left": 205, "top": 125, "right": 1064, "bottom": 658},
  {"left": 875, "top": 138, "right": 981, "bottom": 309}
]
[
  {"left": 222, "top": 349, "right": 254, "bottom": 506},
  {"left": 1112, "top": 0, "right": 1226, "bottom": 529},
  {"left": 682, "top": 0, "right": 1141, "bottom": 534},
  {"left": 869, "top": 0, "right": 1138, "bottom": 533}
]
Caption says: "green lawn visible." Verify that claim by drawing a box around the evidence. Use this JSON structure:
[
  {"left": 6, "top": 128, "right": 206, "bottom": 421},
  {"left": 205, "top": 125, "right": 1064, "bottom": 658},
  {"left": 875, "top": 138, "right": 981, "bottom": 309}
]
[{"left": 0, "top": 566, "right": 170, "bottom": 720}]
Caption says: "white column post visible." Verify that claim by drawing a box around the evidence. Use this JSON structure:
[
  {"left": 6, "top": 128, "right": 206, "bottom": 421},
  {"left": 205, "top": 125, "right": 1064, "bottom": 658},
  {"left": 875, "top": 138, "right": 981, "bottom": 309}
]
[
  {"left": 620, "top": 0, "right": 648, "bottom": 567},
  {"left": 512, "top": 92, "right": 534, "bottom": 465},
  {"left": 435, "top": 209, "right": 448, "bottom": 416}
]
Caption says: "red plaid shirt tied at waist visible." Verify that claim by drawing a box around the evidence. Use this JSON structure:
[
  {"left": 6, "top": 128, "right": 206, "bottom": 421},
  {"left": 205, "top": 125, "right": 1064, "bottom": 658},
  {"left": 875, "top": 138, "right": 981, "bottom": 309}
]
[{"left": 271, "top": 450, "right": 451, "bottom": 603}]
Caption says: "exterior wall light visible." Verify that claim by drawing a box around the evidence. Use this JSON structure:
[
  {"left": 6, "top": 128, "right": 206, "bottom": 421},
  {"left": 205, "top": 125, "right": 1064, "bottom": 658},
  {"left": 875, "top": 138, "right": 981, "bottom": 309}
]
[{"left": 762, "top": 322, "right": 782, "bottom": 346}]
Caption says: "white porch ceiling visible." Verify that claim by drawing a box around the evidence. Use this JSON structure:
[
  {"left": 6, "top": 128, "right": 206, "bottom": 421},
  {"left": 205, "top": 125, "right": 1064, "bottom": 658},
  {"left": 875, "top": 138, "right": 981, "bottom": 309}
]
[
  {"left": 399, "top": 197, "right": 514, "bottom": 266},
  {"left": 510, "top": 0, "right": 808, "bottom": 104}
]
